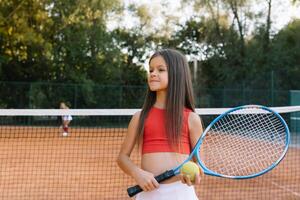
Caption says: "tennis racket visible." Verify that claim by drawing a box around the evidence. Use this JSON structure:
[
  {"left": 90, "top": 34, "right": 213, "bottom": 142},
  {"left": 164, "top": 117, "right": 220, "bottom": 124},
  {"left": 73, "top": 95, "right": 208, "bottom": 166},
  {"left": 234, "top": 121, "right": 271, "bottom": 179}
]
[{"left": 127, "top": 105, "right": 290, "bottom": 197}]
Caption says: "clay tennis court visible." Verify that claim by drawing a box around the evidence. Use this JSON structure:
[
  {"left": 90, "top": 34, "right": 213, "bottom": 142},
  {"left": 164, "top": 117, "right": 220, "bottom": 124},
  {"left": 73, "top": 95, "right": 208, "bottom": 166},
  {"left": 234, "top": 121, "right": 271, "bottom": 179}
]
[{"left": 0, "top": 126, "right": 299, "bottom": 200}]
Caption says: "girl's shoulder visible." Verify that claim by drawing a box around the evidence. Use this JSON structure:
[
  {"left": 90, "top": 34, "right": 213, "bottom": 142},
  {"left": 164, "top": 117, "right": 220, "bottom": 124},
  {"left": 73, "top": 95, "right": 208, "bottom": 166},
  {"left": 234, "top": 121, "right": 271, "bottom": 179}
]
[
  {"left": 132, "top": 110, "right": 141, "bottom": 119},
  {"left": 127, "top": 111, "right": 141, "bottom": 130},
  {"left": 187, "top": 111, "right": 202, "bottom": 126},
  {"left": 184, "top": 108, "right": 201, "bottom": 123}
]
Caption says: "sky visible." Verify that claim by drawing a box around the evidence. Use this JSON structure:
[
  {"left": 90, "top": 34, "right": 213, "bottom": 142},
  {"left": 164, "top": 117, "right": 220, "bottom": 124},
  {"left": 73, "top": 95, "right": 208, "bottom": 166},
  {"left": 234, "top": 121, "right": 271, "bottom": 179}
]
[{"left": 111, "top": 0, "right": 300, "bottom": 33}]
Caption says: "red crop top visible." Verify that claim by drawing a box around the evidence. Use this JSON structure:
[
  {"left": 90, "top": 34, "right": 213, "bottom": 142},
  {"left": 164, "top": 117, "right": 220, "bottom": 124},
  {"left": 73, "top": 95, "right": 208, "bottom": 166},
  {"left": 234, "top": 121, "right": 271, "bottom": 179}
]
[{"left": 142, "top": 107, "right": 192, "bottom": 154}]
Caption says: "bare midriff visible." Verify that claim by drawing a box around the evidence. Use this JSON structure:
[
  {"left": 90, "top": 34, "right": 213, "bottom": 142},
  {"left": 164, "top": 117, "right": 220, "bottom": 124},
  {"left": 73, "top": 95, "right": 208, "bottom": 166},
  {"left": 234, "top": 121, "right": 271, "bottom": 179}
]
[{"left": 141, "top": 152, "right": 189, "bottom": 183}]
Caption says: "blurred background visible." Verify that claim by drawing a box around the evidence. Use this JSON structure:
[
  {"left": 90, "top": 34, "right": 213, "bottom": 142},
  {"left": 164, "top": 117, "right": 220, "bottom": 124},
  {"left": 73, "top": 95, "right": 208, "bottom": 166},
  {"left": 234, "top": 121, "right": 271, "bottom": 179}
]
[{"left": 0, "top": 0, "right": 299, "bottom": 109}]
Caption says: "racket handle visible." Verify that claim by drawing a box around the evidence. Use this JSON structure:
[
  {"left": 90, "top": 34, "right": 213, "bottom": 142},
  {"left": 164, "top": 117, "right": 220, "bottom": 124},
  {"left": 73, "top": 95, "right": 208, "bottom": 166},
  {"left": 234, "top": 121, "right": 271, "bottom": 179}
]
[{"left": 127, "top": 170, "right": 175, "bottom": 197}]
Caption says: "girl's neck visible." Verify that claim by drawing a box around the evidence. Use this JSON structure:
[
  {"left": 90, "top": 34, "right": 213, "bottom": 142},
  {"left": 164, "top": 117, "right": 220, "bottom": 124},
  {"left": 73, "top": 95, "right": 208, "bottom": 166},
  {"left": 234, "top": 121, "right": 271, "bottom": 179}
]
[{"left": 154, "top": 91, "right": 167, "bottom": 109}]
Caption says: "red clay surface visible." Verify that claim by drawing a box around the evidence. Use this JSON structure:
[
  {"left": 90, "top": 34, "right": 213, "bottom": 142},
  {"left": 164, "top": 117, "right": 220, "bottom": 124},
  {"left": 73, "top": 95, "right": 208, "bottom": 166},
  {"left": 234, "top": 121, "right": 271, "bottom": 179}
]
[{"left": 0, "top": 126, "right": 299, "bottom": 200}]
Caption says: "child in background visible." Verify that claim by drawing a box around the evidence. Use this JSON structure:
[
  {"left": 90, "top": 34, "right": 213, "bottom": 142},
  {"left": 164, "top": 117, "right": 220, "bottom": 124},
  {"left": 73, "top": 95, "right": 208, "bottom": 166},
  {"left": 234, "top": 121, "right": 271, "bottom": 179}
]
[
  {"left": 117, "top": 49, "right": 203, "bottom": 200},
  {"left": 60, "top": 102, "right": 72, "bottom": 137}
]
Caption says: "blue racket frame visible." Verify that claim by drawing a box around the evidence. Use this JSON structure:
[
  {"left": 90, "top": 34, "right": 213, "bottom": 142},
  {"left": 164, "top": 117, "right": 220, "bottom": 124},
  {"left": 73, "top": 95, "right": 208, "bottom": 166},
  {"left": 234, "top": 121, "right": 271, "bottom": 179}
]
[{"left": 174, "top": 105, "right": 290, "bottom": 179}]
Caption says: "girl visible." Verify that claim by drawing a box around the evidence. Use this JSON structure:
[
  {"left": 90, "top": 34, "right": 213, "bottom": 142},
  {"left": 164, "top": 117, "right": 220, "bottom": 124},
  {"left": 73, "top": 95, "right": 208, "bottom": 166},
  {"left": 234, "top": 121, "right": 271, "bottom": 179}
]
[
  {"left": 60, "top": 102, "right": 72, "bottom": 137},
  {"left": 117, "top": 49, "right": 203, "bottom": 200}
]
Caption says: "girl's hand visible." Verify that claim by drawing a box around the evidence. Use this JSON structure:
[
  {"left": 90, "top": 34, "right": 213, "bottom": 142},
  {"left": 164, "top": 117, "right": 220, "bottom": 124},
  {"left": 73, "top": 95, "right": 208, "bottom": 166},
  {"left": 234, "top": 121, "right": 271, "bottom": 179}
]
[{"left": 132, "top": 168, "right": 159, "bottom": 192}]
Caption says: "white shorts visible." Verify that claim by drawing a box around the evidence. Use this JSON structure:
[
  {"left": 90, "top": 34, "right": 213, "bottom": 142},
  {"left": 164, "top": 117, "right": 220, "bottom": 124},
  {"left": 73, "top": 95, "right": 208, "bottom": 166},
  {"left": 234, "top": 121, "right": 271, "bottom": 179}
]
[
  {"left": 135, "top": 181, "right": 198, "bottom": 200},
  {"left": 62, "top": 115, "right": 72, "bottom": 121}
]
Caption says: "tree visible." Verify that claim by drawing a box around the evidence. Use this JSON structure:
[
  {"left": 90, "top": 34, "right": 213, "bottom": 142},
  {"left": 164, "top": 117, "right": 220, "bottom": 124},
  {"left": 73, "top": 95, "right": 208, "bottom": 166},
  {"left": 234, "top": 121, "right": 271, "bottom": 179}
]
[
  {"left": 0, "top": 0, "right": 54, "bottom": 81},
  {"left": 269, "top": 19, "right": 300, "bottom": 90},
  {"left": 0, "top": 0, "right": 125, "bottom": 83}
]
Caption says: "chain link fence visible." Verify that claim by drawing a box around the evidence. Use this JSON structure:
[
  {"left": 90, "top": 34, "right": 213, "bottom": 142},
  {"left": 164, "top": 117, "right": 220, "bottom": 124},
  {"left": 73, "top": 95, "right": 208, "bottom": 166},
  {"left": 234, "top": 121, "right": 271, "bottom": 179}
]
[{"left": 0, "top": 81, "right": 296, "bottom": 109}]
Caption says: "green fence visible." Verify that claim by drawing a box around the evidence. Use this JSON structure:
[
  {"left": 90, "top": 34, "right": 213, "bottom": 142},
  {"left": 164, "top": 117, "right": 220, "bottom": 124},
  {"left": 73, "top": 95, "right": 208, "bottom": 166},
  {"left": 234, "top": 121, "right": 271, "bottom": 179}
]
[
  {"left": 290, "top": 90, "right": 300, "bottom": 134},
  {"left": 0, "top": 81, "right": 295, "bottom": 109}
]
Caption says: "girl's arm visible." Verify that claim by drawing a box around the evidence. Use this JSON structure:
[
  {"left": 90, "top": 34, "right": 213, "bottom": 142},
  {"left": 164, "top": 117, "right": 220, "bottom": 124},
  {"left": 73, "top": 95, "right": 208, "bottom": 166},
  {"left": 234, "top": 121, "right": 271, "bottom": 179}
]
[
  {"left": 117, "top": 112, "right": 159, "bottom": 191},
  {"left": 180, "top": 112, "right": 204, "bottom": 186}
]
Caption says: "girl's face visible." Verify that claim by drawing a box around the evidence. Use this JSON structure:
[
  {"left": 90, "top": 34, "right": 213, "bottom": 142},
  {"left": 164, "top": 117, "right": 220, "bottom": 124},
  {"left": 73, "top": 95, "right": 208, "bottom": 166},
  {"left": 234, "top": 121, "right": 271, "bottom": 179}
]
[{"left": 148, "top": 55, "right": 168, "bottom": 92}]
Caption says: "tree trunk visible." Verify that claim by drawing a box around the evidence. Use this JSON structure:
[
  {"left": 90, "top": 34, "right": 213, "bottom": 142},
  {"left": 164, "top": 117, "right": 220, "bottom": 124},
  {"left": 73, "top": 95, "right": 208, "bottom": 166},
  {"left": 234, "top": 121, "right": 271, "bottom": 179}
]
[
  {"left": 229, "top": 1, "right": 245, "bottom": 57},
  {"left": 264, "top": 0, "right": 272, "bottom": 52}
]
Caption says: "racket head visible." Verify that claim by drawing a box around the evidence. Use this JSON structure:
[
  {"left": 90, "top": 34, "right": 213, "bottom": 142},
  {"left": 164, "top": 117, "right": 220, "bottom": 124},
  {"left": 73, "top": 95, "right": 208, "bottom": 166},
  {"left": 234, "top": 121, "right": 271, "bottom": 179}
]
[{"left": 196, "top": 105, "right": 290, "bottom": 179}]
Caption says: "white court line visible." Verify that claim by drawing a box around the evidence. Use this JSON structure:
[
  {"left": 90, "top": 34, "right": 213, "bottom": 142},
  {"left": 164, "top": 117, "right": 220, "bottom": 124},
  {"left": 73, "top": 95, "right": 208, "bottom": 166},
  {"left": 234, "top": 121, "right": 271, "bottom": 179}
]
[{"left": 270, "top": 181, "right": 300, "bottom": 197}]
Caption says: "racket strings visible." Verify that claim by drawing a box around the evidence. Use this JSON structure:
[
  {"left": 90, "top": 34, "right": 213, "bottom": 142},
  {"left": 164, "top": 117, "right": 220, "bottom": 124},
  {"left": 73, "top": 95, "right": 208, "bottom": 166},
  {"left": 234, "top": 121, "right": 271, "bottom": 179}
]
[{"left": 201, "top": 108, "right": 287, "bottom": 177}]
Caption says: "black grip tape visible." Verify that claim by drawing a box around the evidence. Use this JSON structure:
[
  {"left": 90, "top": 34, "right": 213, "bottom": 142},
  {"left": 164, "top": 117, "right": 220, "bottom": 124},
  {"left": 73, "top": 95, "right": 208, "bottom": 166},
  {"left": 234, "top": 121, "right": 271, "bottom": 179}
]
[{"left": 127, "top": 170, "right": 175, "bottom": 197}]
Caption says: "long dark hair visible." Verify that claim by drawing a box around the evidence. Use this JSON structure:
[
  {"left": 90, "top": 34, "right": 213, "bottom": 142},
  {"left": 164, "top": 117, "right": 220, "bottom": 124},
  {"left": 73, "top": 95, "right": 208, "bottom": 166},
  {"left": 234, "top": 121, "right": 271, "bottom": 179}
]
[{"left": 136, "top": 49, "right": 195, "bottom": 149}]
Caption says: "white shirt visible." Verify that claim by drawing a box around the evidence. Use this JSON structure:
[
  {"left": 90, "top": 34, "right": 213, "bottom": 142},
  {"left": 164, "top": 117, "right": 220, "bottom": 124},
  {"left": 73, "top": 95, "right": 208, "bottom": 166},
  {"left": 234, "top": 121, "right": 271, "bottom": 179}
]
[{"left": 62, "top": 115, "right": 72, "bottom": 121}]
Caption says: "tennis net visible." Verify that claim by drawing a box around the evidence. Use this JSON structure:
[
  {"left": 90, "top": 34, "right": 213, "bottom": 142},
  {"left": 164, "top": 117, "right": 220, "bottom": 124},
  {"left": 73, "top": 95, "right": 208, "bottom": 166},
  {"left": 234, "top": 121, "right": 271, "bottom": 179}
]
[{"left": 0, "top": 106, "right": 299, "bottom": 200}]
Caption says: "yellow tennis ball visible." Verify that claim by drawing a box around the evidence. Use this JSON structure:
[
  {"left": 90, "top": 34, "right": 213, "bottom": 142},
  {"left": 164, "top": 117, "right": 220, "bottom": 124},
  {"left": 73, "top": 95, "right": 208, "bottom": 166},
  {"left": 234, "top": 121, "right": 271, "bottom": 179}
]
[{"left": 180, "top": 161, "right": 200, "bottom": 182}]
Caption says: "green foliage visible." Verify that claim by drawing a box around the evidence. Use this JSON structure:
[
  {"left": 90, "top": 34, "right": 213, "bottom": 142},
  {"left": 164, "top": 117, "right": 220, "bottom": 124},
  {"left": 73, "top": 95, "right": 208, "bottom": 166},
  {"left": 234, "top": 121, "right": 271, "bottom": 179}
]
[
  {"left": 0, "top": 0, "right": 53, "bottom": 80},
  {"left": 269, "top": 19, "right": 300, "bottom": 90},
  {"left": 0, "top": 0, "right": 299, "bottom": 108},
  {"left": 169, "top": 16, "right": 245, "bottom": 88},
  {"left": 0, "top": 0, "right": 146, "bottom": 86}
]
